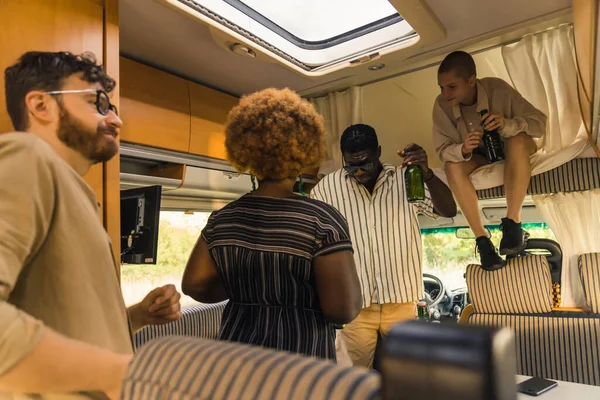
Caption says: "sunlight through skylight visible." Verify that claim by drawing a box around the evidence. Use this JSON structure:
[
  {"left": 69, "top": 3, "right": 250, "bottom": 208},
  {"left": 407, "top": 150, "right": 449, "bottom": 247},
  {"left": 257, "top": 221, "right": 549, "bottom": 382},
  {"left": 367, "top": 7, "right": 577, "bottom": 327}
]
[{"left": 239, "top": 0, "right": 400, "bottom": 42}]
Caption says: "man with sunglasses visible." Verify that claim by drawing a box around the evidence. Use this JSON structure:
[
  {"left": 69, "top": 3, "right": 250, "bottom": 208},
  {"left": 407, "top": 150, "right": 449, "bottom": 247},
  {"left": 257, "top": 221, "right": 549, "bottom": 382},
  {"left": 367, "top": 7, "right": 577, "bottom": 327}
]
[
  {"left": 0, "top": 51, "right": 181, "bottom": 399},
  {"left": 311, "top": 124, "right": 456, "bottom": 369}
]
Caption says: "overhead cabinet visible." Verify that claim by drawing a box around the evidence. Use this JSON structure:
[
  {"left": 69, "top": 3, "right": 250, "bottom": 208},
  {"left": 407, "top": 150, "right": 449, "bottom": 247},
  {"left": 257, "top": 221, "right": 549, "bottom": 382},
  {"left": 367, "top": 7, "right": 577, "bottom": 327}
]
[{"left": 120, "top": 57, "right": 191, "bottom": 153}]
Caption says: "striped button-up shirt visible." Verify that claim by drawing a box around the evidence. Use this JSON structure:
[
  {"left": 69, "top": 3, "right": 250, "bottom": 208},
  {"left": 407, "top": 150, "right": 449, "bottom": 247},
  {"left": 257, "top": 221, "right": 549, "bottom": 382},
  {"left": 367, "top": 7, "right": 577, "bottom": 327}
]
[{"left": 311, "top": 163, "right": 437, "bottom": 307}]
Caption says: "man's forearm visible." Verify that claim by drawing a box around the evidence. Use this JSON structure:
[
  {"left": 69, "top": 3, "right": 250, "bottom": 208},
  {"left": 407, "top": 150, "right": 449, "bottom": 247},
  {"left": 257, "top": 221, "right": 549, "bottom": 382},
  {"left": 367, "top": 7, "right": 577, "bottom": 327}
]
[
  {"left": 127, "top": 303, "right": 145, "bottom": 333},
  {"left": 0, "top": 328, "right": 131, "bottom": 398},
  {"left": 426, "top": 174, "right": 457, "bottom": 218}
]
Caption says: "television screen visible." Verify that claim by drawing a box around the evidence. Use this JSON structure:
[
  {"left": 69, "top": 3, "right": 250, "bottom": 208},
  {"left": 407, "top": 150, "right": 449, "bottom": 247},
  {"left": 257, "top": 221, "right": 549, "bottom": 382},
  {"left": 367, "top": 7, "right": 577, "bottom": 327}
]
[{"left": 120, "top": 185, "right": 162, "bottom": 264}]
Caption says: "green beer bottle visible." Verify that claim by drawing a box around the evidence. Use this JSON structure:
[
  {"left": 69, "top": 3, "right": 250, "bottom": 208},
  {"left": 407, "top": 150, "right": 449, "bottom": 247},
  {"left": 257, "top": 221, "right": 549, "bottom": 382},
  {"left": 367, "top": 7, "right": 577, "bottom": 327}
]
[
  {"left": 417, "top": 301, "right": 429, "bottom": 322},
  {"left": 405, "top": 164, "right": 425, "bottom": 203}
]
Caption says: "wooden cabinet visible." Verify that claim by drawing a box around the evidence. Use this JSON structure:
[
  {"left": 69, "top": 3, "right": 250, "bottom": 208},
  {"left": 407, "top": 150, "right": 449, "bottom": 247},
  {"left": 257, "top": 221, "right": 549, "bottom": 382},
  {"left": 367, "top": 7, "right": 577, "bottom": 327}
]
[
  {"left": 0, "top": 0, "right": 121, "bottom": 263},
  {"left": 0, "top": 0, "right": 103, "bottom": 132},
  {"left": 117, "top": 56, "right": 321, "bottom": 178},
  {"left": 118, "top": 59, "right": 239, "bottom": 159},
  {"left": 120, "top": 57, "right": 191, "bottom": 152},
  {"left": 189, "top": 82, "right": 237, "bottom": 160},
  {"left": 0, "top": 0, "right": 105, "bottom": 218}
]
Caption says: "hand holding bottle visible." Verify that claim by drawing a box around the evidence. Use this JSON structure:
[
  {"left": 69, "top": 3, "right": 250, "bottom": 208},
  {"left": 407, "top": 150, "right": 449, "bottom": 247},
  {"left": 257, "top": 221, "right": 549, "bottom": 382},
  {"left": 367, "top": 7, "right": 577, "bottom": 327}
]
[
  {"left": 480, "top": 111, "right": 505, "bottom": 131},
  {"left": 461, "top": 131, "right": 483, "bottom": 156},
  {"left": 479, "top": 109, "right": 505, "bottom": 163},
  {"left": 398, "top": 143, "right": 431, "bottom": 177},
  {"left": 399, "top": 143, "right": 431, "bottom": 203}
]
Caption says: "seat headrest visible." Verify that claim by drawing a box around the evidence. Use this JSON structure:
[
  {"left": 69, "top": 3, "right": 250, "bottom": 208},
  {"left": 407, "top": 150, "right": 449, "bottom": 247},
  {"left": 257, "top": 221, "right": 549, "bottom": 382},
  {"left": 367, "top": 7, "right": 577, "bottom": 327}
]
[
  {"left": 466, "top": 255, "right": 553, "bottom": 314},
  {"left": 578, "top": 253, "right": 600, "bottom": 313},
  {"left": 133, "top": 301, "right": 227, "bottom": 350},
  {"left": 124, "top": 337, "right": 380, "bottom": 400},
  {"left": 381, "top": 321, "right": 516, "bottom": 400}
]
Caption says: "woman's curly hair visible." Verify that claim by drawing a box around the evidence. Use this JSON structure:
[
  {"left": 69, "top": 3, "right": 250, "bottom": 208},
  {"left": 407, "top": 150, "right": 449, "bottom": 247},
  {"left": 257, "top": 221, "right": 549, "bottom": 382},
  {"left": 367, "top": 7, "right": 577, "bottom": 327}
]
[{"left": 225, "top": 88, "right": 326, "bottom": 180}]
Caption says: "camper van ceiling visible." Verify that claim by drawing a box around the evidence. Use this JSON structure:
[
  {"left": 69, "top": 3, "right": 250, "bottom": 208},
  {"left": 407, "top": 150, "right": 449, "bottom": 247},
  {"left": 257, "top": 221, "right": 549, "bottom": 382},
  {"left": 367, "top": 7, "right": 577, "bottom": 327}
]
[
  {"left": 120, "top": 0, "right": 571, "bottom": 96},
  {"left": 155, "top": 0, "right": 420, "bottom": 73}
]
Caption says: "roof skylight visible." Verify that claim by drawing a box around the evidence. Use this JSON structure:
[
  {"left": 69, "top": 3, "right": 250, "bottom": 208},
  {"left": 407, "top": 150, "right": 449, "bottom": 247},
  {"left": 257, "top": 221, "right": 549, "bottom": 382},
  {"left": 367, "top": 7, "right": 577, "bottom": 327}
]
[
  {"left": 237, "top": 0, "right": 401, "bottom": 42},
  {"left": 166, "top": 0, "right": 420, "bottom": 74}
]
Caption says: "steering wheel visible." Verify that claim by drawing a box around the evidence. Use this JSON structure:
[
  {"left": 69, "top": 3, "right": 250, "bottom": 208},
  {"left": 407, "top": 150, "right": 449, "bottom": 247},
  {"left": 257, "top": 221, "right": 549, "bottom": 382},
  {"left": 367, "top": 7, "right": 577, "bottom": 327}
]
[{"left": 423, "top": 273, "right": 446, "bottom": 308}]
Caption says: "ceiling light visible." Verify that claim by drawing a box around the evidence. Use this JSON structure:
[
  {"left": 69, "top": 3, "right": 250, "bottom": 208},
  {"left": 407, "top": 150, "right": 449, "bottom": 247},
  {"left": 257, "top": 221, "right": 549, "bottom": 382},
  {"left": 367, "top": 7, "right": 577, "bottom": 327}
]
[
  {"left": 368, "top": 63, "right": 385, "bottom": 71},
  {"left": 229, "top": 43, "right": 256, "bottom": 58}
]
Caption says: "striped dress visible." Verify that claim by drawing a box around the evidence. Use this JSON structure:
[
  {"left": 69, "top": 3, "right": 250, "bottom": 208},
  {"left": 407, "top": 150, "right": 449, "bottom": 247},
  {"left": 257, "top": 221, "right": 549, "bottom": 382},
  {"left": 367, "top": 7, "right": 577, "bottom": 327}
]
[{"left": 201, "top": 194, "right": 353, "bottom": 360}]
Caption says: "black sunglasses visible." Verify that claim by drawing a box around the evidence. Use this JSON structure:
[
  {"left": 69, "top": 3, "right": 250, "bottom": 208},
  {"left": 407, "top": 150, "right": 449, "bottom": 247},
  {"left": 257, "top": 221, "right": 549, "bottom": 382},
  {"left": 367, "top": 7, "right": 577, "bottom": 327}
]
[
  {"left": 45, "top": 89, "right": 118, "bottom": 116},
  {"left": 343, "top": 161, "right": 376, "bottom": 174}
]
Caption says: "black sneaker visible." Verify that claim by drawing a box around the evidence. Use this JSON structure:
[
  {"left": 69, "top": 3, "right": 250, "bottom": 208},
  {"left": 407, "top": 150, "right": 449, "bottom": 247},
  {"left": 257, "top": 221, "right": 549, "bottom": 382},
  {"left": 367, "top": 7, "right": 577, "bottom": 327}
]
[
  {"left": 476, "top": 236, "right": 505, "bottom": 271},
  {"left": 499, "top": 218, "right": 530, "bottom": 256}
]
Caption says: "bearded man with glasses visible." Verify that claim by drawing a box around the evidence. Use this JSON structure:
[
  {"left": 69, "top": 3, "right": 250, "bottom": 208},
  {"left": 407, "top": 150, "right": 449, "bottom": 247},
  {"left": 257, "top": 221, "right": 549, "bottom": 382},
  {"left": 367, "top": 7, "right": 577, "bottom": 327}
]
[
  {"left": 0, "top": 51, "right": 181, "bottom": 399},
  {"left": 311, "top": 123, "right": 457, "bottom": 369}
]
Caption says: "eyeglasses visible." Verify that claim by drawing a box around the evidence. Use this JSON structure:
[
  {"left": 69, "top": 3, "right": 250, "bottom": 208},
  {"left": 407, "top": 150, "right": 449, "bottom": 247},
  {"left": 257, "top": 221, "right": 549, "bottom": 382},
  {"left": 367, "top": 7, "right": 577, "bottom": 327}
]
[
  {"left": 44, "top": 89, "right": 118, "bottom": 116},
  {"left": 343, "top": 161, "right": 376, "bottom": 174}
]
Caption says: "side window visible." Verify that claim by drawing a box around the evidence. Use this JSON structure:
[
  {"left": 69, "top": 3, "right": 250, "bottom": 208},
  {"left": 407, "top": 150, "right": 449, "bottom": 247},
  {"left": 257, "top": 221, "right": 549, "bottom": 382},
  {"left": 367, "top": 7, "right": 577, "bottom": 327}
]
[
  {"left": 422, "top": 223, "right": 557, "bottom": 290},
  {"left": 121, "top": 211, "right": 211, "bottom": 307}
]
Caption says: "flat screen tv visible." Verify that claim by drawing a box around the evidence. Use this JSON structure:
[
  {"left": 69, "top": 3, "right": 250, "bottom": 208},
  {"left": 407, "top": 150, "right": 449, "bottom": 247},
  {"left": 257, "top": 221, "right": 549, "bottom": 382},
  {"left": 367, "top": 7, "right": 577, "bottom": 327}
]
[{"left": 120, "top": 185, "right": 162, "bottom": 264}]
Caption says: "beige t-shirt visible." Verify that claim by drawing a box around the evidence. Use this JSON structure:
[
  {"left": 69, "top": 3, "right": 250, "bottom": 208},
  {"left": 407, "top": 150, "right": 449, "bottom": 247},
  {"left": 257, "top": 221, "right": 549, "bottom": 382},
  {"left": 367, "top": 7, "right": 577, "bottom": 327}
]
[
  {"left": 460, "top": 103, "right": 482, "bottom": 133},
  {"left": 0, "top": 133, "right": 132, "bottom": 399}
]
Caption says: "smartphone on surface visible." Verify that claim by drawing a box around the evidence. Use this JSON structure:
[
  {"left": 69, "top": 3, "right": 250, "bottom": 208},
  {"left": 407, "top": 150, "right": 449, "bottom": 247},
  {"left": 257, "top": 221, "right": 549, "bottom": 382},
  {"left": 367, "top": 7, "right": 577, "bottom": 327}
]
[{"left": 517, "top": 377, "right": 558, "bottom": 396}]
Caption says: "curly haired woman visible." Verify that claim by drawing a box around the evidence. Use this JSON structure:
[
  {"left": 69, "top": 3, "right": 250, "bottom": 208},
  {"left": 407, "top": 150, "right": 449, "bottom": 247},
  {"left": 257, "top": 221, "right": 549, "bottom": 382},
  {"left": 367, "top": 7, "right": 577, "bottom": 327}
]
[{"left": 181, "top": 88, "right": 362, "bottom": 361}]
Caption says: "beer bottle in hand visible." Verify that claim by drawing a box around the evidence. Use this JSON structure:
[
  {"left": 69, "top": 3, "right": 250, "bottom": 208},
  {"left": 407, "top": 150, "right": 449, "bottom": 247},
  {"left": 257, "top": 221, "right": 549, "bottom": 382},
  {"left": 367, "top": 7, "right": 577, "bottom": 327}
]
[
  {"left": 405, "top": 164, "right": 425, "bottom": 203},
  {"left": 480, "top": 109, "right": 505, "bottom": 163}
]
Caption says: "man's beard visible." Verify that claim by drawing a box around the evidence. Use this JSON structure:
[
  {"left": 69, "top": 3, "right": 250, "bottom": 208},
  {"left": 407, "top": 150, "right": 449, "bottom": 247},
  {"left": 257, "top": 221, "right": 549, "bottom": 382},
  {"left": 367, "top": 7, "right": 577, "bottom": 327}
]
[{"left": 57, "top": 107, "right": 119, "bottom": 164}]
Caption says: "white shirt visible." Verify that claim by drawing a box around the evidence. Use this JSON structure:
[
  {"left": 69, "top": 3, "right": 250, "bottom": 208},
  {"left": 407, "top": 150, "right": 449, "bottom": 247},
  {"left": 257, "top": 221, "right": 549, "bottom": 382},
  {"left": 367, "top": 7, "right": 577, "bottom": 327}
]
[{"left": 311, "top": 163, "right": 438, "bottom": 307}]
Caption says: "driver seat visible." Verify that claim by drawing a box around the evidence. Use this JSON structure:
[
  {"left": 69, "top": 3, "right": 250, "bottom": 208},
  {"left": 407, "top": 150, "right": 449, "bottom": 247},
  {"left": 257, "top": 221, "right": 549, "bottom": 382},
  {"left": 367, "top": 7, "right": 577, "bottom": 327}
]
[{"left": 460, "top": 254, "right": 600, "bottom": 386}]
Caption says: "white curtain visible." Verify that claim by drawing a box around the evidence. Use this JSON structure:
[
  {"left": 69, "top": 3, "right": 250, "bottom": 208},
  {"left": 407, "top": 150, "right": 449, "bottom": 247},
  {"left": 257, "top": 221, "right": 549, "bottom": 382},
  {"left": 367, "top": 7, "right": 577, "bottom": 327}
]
[
  {"left": 503, "top": 25, "right": 599, "bottom": 307},
  {"left": 533, "top": 189, "right": 600, "bottom": 307},
  {"left": 309, "top": 87, "right": 363, "bottom": 178},
  {"left": 469, "top": 24, "right": 591, "bottom": 190}
]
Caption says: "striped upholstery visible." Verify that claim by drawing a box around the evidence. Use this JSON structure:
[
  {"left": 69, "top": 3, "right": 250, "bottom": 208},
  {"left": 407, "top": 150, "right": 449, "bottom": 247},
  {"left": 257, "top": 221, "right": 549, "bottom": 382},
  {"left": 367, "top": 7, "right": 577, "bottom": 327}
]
[
  {"left": 466, "top": 255, "right": 553, "bottom": 314},
  {"left": 133, "top": 301, "right": 227, "bottom": 350},
  {"left": 122, "top": 336, "right": 381, "bottom": 399},
  {"left": 469, "top": 313, "right": 600, "bottom": 386},
  {"left": 476, "top": 158, "right": 600, "bottom": 200},
  {"left": 579, "top": 253, "right": 600, "bottom": 313}
]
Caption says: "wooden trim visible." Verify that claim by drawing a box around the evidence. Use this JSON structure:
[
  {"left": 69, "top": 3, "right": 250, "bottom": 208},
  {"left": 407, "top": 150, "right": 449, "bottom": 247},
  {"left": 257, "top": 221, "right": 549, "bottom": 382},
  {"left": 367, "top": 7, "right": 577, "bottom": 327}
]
[
  {"left": 573, "top": 0, "right": 600, "bottom": 157},
  {"left": 458, "top": 304, "right": 474, "bottom": 324},
  {"left": 459, "top": 304, "right": 589, "bottom": 322},
  {"left": 151, "top": 163, "right": 186, "bottom": 180},
  {"left": 103, "top": 0, "right": 121, "bottom": 274},
  {"left": 189, "top": 81, "right": 237, "bottom": 159},
  {"left": 573, "top": 0, "right": 598, "bottom": 103},
  {"left": 552, "top": 307, "right": 590, "bottom": 313}
]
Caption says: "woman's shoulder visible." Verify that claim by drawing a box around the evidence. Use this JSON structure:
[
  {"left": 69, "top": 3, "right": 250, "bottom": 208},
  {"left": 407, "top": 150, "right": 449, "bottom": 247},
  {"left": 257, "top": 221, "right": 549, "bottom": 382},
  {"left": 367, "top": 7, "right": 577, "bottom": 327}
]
[{"left": 208, "top": 194, "right": 344, "bottom": 222}]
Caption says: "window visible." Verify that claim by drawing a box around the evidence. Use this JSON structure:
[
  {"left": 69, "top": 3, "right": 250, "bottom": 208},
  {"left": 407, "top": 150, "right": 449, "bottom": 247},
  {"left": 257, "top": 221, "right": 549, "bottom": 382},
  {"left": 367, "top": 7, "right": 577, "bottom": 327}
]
[
  {"left": 421, "top": 223, "right": 557, "bottom": 290},
  {"left": 234, "top": 0, "right": 402, "bottom": 43},
  {"left": 169, "top": 0, "right": 418, "bottom": 72},
  {"left": 121, "top": 211, "right": 211, "bottom": 307}
]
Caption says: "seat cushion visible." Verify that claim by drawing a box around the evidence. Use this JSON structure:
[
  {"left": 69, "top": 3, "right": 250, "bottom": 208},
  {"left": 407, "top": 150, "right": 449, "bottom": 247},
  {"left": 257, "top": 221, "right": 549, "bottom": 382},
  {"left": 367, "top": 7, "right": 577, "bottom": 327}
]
[
  {"left": 469, "top": 313, "right": 600, "bottom": 386},
  {"left": 133, "top": 301, "right": 227, "bottom": 350},
  {"left": 123, "top": 336, "right": 381, "bottom": 400},
  {"left": 579, "top": 253, "right": 600, "bottom": 313},
  {"left": 476, "top": 158, "right": 600, "bottom": 200},
  {"left": 466, "top": 255, "right": 553, "bottom": 314}
]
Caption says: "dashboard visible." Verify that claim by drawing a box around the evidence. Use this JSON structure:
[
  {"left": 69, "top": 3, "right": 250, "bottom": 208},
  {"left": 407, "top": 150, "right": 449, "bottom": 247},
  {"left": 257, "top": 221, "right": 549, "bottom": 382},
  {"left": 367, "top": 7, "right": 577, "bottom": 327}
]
[{"left": 424, "top": 279, "right": 469, "bottom": 322}]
